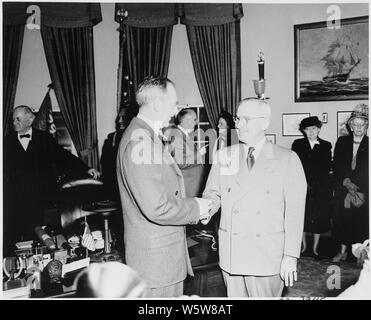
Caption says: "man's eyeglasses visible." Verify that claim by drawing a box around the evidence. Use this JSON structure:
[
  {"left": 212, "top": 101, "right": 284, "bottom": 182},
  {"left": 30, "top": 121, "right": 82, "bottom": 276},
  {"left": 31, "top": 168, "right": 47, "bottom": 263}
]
[{"left": 233, "top": 116, "right": 265, "bottom": 126}]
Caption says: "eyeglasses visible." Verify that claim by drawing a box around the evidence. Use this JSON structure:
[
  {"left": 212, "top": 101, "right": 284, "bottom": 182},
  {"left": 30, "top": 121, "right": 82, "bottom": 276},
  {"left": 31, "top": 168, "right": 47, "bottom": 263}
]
[{"left": 233, "top": 116, "right": 265, "bottom": 126}]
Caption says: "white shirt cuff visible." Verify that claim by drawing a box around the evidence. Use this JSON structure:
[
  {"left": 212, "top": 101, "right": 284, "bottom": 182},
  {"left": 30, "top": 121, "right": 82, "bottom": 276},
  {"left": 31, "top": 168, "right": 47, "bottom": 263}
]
[{"left": 195, "top": 197, "right": 210, "bottom": 220}]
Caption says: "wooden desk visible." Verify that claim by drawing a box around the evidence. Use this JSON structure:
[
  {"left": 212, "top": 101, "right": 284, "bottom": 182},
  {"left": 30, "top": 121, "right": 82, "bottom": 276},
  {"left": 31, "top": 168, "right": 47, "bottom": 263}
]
[{"left": 184, "top": 236, "right": 227, "bottom": 297}]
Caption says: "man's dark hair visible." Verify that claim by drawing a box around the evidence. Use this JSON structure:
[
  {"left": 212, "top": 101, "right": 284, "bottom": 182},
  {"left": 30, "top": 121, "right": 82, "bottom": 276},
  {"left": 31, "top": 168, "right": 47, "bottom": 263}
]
[{"left": 174, "top": 108, "right": 196, "bottom": 126}]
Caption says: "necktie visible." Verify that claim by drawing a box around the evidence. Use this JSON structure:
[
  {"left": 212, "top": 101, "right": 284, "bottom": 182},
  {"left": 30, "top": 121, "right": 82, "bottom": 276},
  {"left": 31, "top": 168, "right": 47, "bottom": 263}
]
[
  {"left": 247, "top": 146, "right": 255, "bottom": 170},
  {"left": 20, "top": 134, "right": 31, "bottom": 139}
]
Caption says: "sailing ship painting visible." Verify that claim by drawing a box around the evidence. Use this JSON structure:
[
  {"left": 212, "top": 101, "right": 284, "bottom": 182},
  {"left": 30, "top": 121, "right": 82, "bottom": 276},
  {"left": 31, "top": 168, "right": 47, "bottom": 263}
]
[
  {"left": 295, "top": 17, "right": 368, "bottom": 102},
  {"left": 321, "top": 36, "right": 361, "bottom": 83}
]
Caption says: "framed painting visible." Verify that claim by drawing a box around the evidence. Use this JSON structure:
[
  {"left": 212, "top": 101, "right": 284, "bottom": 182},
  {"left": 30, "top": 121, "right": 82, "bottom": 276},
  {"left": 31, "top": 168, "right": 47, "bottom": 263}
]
[
  {"left": 282, "top": 113, "right": 310, "bottom": 136},
  {"left": 265, "top": 134, "right": 276, "bottom": 144},
  {"left": 294, "top": 16, "right": 368, "bottom": 102},
  {"left": 337, "top": 111, "right": 352, "bottom": 138}
]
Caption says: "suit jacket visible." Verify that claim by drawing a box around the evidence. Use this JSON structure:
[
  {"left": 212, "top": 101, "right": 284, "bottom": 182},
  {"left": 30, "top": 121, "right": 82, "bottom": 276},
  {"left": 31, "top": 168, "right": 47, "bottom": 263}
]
[
  {"left": 164, "top": 126, "right": 205, "bottom": 197},
  {"left": 292, "top": 138, "right": 332, "bottom": 188},
  {"left": 333, "top": 135, "right": 369, "bottom": 206},
  {"left": 3, "top": 128, "right": 90, "bottom": 239},
  {"left": 116, "top": 117, "right": 200, "bottom": 288},
  {"left": 203, "top": 141, "right": 307, "bottom": 276}
]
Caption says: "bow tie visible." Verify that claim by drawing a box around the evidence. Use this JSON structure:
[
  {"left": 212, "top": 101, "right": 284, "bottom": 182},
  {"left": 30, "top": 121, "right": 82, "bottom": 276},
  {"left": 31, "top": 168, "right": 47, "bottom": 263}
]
[{"left": 19, "top": 134, "right": 31, "bottom": 139}]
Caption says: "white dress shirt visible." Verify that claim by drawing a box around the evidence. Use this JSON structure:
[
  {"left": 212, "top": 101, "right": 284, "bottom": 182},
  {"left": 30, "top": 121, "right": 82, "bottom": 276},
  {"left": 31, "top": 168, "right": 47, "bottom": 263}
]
[
  {"left": 17, "top": 128, "right": 32, "bottom": 151},
  {"left": 309, "top": 140, "right": 320, "bottom": 149}
]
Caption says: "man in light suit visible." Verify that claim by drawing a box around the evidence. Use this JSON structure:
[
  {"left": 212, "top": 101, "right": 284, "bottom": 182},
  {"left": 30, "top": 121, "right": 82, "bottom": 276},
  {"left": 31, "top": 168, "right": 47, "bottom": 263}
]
[
  {"left": 116, "top": 77, "right": 211, "bottom": 297},
  {"left": 164, "top": 108, "right": 207, "bottom": 197},
  {"left": 203, "top": 98, "right": 307, "bottom": 297}
]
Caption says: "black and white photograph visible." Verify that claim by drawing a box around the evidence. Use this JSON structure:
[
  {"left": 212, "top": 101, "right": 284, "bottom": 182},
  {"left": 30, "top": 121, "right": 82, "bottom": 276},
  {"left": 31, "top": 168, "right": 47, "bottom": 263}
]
[{"left": 1, "top": 0, "right": 370, "bottom": 304}]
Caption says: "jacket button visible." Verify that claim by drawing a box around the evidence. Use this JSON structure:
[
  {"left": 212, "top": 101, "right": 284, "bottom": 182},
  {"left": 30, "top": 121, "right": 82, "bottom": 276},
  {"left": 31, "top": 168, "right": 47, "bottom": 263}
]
[
  {"left": 175, "top": 190, "right": 179, "bottom": 196},
  {"left": 256, "top": 233, "right": 261, "bottom": 238},
  {"left": 266, "top": 190, "right": 270, "bottom": 194},
  {"left": 228, "top": 188, "right": 231, "bottom": 192}
]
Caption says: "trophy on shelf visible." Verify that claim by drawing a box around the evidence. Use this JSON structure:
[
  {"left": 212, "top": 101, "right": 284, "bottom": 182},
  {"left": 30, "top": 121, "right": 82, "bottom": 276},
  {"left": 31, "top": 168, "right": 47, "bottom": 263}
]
[{"left": 253, "top": 51, "right": 267, "bottom": 99}]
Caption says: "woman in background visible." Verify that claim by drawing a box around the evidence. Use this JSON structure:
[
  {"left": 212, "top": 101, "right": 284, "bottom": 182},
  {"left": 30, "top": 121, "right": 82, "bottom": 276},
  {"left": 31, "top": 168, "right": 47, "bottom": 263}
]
[
  {"left": 292, "top": 116, "right": 332, "bottom": 260},
  {"left": 211, "top": 110, "right": 238, "bottom": 161},
  {"left": 332, "top": 104, "right": 369, "bottom": 262}
]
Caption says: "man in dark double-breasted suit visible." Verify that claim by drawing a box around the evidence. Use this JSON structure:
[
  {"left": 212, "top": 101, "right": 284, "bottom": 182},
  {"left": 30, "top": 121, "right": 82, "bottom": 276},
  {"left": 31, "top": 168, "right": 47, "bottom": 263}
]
[{"left": 3, "top": 105, "right": 100, "bottom": 254}]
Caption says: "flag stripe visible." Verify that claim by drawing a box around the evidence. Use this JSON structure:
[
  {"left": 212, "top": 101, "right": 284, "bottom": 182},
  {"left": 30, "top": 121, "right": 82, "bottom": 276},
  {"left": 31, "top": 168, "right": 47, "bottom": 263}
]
[{"left": 82, "top": 222, "right": 96, "bottom": 251}]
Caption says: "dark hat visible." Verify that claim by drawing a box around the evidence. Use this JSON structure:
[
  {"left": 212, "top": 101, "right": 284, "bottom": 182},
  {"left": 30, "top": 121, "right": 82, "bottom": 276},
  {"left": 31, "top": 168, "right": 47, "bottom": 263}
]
[
  {"left": 348, "top": 103, "right": 368, "bottom": 124},
  {"left": 299, "top": 116, "right": 322, "bottom": 131}
]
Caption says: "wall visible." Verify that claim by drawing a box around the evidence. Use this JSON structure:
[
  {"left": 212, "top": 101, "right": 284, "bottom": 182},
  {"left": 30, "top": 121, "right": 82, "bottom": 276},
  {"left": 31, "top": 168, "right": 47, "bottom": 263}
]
[
  {"left": 239, "top": 3, "right": 369, "bottom": 148},
  {"left": 13, "top": 2, "right": 369, "bottom": 163}
]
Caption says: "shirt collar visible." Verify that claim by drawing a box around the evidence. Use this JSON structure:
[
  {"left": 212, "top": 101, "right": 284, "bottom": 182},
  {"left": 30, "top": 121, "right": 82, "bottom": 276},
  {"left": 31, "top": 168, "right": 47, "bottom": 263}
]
[
  {"left": 309, "top": 140, "right": 320, "bottom": 148},
  {"left": 137, "top": 113, "right": 163, "bottom": 137},
  {"left": 177, "top": 125, "right": 193, "bottom": 137},
  {"left": 244, "top": 136, "right": 266, "bottom": 159},
  {"left": 18, "top": 127, "right": 32, "bottom": 138}
]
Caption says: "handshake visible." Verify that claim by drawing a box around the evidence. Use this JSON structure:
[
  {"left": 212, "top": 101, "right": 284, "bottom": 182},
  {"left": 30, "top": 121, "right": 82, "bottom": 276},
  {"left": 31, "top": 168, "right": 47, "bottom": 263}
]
[{"left": 196, "top": 197, "right": 219, "bottom": 225}]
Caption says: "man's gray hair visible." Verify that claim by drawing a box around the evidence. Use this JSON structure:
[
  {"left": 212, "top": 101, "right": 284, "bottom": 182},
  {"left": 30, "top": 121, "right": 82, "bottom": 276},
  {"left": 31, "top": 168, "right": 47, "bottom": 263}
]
[
  {"left": 14, "top": 105, "right": 35, "bottom": 118},
  {"left": 238, "top": 98, "right": 271, "bottom": 119},
  {"left": 136, "top": 76, "right": 175, "bottom": 107}
]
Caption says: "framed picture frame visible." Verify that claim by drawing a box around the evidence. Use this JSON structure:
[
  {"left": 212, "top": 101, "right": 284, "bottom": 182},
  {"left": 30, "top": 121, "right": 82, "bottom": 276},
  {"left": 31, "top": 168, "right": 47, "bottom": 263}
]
[
  {"left": 337, "top": 111, "right": 352, "bottom": 138},
  {"left": 294, "top": 16, "right": 369, "bottom": 102},
  {"left": 265, "top": 134, "right": 276, "bottom": 144},
  {"left": 322, "top": 112, "right": 328, "bottom": 123},
  {"left": 282, "top": 113, "right": 310, "bottom": 136}
]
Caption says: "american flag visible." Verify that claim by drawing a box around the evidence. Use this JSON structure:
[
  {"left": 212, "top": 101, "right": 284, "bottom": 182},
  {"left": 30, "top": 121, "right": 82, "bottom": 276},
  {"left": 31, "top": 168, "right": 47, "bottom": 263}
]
[
  {"left": 32, "top": 84, "right": 56, "bottom": 138},
  {"left": 81, "top": 222, "right": 96, "bottom": 251}
]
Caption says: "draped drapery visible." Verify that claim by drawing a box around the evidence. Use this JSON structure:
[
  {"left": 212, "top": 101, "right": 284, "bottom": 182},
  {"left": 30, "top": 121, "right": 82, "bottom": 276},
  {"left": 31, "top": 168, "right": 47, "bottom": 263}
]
[
  {"left": 40, "top": 3, "right": 102, "bottom": 168},
  {"left": 123, "top": 25, "right": 173, "bottom": 92},
  {"left": 115, "top": 3, "right": 176, "bottom": 114},
  {"left": 182, "top": 4, "right": 243, "bottom": 128},
  {"left": 115, "top": 3, "right": 243, "bottom": 128},
  {"left": 2, "top": 3, "right": 27, "bottom": 135},
  {"left": 186, "top": 21, "right": 242, "bottom": 129}
]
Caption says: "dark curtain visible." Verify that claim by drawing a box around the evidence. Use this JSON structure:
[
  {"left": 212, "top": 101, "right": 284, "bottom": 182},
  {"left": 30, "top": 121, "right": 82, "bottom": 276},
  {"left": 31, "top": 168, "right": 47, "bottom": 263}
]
[
  {"left": 41, "top": 26, "right": 99, "bottom": 168},
  {"left": 3, "top": 2, "right": 28, "bottom": 135},
  {"left": 125, "top": 25, "right": 173, "bottom": 92},
  {"left": 182, "top": 4, "right": 243, "bottom": 128},
  {"left": 3, "top": 24, "right": 25, "bottom": 135},
  {"left": 40, "top": 3, "right": 102, "bottom": 168},
  {"left": 115, "top": 3, "right": 176, "bottom": 116}
]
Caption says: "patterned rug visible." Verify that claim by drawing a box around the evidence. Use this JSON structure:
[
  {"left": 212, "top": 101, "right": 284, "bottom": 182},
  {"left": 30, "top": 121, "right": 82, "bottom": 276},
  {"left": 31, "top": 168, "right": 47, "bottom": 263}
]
[{"left": 283, "top": 256, "right": 362, "bottom": 297}]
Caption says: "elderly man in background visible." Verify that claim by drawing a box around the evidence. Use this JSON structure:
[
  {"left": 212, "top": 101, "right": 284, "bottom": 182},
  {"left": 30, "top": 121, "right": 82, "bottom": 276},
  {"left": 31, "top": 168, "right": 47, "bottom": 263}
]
[
  {"left": 202, "top": 98, "right": 307, "bottom": 297},
  {"left": 164, "top": 108, "right": 207, "bottom": 198},
  {"left": 3, "top": 105, "right": 100, "bottom": 255},
  {"left": 116, "top": 76, "right": 211, "bottom": 297}
]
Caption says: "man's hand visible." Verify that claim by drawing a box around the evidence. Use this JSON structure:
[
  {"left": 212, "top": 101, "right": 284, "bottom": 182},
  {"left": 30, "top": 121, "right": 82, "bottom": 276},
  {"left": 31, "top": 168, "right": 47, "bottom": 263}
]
[
  {"left": 280, "top": 255, "right": 298, "bottom": 287},
  {"left": 200, "top": 200, "right": 219, "bottom": 225},
  {"left": 198, "top": 144, "right": 208, "bottom": 156},
  {"left": 88, "top": 168, "right": 101, "bottom": 179}
]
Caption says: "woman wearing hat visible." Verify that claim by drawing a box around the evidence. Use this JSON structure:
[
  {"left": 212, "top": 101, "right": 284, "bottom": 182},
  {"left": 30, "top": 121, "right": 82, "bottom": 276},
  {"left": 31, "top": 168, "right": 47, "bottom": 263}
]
[
  {"left": 292, "top": 116, "right": 332, "bottom": 260},
  {"left": 332, "top": 103, "right": 369, "bottom": 262}
]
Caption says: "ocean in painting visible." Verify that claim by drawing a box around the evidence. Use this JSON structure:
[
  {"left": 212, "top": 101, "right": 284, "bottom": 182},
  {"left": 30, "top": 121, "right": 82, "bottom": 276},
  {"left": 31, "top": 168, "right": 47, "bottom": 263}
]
[{"left": 300, "top": 78, "right": 368, "bottom": 99}]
